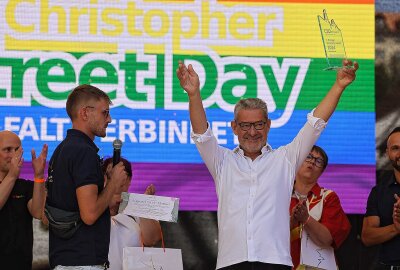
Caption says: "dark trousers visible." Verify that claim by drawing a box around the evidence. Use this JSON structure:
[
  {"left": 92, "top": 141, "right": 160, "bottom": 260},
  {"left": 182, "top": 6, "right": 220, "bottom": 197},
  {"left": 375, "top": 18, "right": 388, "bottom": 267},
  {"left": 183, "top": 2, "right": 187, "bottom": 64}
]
[{"left": 219, "top": 262, "right": 291, "bottom": 270}]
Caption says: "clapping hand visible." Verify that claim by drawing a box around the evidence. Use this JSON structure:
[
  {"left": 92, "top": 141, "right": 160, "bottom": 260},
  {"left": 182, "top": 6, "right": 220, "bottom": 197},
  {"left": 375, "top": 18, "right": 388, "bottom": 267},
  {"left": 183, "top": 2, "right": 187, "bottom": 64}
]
[
  {"left": 144, "top": 184, "right": 155, "bottom": 195},
  {"left": 292, "top": 200, "right": 310, "bottom": 224},
  {"left": 8, "top": 147, "right": 23, "bottom": 179},
  {"left": 31, "top": 144, "right": 48, "bottom": 179}
]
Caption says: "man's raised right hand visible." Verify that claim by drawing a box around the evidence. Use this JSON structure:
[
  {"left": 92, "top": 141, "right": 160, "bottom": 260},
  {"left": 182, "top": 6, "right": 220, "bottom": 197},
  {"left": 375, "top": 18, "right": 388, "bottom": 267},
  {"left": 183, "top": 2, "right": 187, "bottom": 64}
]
[{"left": 176, "top": 61, "right": 200, "bottom": 97}]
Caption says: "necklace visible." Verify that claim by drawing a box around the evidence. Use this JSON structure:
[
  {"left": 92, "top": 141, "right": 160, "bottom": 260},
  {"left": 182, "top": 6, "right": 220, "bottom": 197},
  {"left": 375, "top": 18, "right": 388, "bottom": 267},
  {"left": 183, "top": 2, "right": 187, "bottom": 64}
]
[{"left": 294, "top": 190, "right": 307, "bottom": 201}]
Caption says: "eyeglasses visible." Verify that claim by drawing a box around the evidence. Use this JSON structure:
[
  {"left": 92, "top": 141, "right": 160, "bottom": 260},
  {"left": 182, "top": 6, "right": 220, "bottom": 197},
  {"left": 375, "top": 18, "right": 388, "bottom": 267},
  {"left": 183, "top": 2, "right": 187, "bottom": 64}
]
[
  {"left": 305, "top": 154, "right": 325, "bottom": 168},
  {"left": 85, "top": 106, "right": 110, "bottom": 119},
  {"left": 236, "top": 121, "right": 266, "bottom": 131}
]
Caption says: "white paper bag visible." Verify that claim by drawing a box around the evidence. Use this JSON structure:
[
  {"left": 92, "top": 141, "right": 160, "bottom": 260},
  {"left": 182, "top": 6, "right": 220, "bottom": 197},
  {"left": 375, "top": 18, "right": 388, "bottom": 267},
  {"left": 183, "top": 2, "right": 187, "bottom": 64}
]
[
  {"left": 123, "top": 247, "right": 183, "bottom": 270},
  {"left": 300, "top": 231, "right": 337, "bottom": 270}
]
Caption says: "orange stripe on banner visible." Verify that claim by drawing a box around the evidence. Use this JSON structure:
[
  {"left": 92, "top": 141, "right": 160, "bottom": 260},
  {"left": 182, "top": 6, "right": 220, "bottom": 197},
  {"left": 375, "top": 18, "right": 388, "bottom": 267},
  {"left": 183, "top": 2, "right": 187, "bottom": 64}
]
[
  {"left": 150, "top": 0, "right": 373, "bottom": 2},
  {"left": 218, "top": 0, "right": 373, "bottom": 4}
]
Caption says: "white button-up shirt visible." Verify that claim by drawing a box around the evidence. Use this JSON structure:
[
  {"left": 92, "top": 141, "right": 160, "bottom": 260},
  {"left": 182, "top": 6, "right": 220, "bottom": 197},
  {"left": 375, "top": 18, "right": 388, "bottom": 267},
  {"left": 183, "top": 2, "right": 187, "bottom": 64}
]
[
  {"left": 191, "top": 111, "right": 326, "bottom": 269},
  {"left": 108, "top": 214, "right": 141, "bottom": 270}
]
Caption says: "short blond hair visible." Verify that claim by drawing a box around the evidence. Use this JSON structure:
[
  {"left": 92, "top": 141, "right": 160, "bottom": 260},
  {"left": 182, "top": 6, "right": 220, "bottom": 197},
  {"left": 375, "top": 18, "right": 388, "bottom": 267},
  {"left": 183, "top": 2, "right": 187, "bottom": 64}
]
[{"left": 66, "top": 84, "right": 111, "bottom": 120}]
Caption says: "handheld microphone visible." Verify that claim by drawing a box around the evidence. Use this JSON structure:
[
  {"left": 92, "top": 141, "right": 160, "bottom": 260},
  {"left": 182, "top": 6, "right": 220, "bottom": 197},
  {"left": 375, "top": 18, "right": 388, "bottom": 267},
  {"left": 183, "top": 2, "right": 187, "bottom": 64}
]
[{"left": 112, "top": 139, "right": 123, "bottom": 167}]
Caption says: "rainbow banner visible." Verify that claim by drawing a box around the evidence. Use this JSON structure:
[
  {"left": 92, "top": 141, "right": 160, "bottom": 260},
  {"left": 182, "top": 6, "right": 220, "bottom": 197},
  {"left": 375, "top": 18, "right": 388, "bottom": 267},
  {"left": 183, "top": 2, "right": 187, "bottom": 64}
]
[{"left": 0, "top": 0, "right": 374, "bottom": 213}]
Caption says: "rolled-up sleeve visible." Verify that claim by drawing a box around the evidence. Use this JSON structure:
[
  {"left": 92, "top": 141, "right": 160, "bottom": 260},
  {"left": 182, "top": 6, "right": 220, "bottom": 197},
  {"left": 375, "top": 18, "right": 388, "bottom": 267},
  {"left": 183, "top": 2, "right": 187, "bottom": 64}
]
[
  {"left": 191, "top": 123, "right": 215, "bottom": 143},
  {"left": 285, "top": 109, "right": 327, "bottom": 172},
  {"left": 307, "top": 108, "right": 327, "bottom": 130},
  {"left": 191, "top": 123, "right": 227, "bottom": 182}
]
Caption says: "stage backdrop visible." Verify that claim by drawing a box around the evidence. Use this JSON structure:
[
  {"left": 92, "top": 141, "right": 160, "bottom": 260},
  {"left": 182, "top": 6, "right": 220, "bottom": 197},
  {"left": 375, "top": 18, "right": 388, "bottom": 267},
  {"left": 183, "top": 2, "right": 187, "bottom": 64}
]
[{"left": 0, "top": 0, "right": 374, "bottom": 213}]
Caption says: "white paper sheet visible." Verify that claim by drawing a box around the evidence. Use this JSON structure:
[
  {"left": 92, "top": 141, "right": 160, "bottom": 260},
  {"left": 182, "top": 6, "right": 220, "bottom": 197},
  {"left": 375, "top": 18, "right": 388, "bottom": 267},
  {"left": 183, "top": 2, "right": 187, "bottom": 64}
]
[{"left": 119, "top": 192, "right": 179, "bottom": 222}]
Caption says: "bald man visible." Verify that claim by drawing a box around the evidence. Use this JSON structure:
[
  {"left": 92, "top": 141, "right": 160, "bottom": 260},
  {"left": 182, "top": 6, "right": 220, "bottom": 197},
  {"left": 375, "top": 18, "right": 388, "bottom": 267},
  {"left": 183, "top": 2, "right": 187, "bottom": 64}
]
[
  {"left": 0, "top": 130, "right": 48, "bottom": 270},
  {"left": 362, "top": 127, "right": 400, "bottom": 269}
]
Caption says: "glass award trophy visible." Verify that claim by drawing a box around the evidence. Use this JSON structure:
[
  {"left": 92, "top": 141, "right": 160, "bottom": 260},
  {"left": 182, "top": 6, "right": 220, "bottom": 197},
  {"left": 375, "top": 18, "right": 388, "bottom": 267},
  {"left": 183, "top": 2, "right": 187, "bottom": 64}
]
[{"left": 318, "top": 10, "right": 347, "bottom": 70}]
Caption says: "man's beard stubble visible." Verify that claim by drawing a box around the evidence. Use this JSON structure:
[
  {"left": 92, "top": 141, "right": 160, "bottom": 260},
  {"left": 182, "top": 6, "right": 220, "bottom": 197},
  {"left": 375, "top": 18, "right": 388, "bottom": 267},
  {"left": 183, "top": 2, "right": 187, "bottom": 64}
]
[{"left": 391, "top": 157, "right": 400, "bottom": 172}]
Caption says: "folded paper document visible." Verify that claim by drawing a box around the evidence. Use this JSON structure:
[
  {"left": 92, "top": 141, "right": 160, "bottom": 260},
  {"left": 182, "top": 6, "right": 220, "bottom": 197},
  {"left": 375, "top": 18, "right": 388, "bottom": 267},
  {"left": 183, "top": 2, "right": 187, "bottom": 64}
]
[{"left": 119, "top": 192, "right": 179, "bottom": 222}]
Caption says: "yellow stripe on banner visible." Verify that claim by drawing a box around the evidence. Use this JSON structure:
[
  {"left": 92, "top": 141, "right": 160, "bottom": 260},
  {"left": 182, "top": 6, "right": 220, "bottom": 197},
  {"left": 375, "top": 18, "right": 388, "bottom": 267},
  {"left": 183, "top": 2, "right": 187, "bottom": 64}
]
[
  {"left": 4, "top": 3, "right": 373, "bottom": 59},
  {"left": 185, "top": 3, "right": 374, "bottom": 59},
  {"left": 5, "top": 35, "right": 117, "bottom": 53}
]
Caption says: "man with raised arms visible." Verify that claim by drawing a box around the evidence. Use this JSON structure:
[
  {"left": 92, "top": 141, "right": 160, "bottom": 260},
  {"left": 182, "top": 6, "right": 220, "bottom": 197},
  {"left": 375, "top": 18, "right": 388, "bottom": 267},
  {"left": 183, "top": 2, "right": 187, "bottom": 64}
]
[{"left": 176, "top": 60, "right": 358, "bottom": 270}]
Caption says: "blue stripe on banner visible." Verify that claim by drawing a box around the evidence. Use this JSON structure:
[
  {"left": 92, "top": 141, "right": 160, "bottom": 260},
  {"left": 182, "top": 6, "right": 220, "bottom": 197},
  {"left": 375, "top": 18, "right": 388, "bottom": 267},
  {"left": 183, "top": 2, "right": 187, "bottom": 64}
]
[{"left": 0, "top": 106, "right": 374, "bottom": 165}]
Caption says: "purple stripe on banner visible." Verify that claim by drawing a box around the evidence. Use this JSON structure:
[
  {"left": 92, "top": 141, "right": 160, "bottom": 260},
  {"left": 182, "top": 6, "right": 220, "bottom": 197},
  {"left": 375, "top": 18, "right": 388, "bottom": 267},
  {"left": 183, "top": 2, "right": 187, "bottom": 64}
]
[
  {"left": 317, "top": 164, "right": 376, "bottom": 214},
  {"left": 19, "top": 162, "right": 375, "bottom": 214},
  {"left": 128, "top": 162, "right": 217, "bottom": 211}
]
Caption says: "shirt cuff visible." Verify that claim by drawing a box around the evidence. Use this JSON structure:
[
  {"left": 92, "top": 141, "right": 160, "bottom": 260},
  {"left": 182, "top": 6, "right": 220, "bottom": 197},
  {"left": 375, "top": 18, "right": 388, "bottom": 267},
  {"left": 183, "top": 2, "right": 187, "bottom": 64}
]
[
  {"left": 191, "top": 122, "right": 214, "bottom": 143},
  {"left": 307, "top": 109, "right": 327, "bottom": 131}
]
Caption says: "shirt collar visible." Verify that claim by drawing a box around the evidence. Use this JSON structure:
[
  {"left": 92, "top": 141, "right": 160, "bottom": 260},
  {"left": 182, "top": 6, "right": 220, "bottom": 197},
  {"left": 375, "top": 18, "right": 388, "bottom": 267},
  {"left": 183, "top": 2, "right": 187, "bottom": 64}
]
[
  {"left": 67, "top": 129, "right": 99, "bottom": 153},
  {"left": 309, "top": 183, "right": 322, "bottom": 197},
  {"left": 233, "top": 144, "right": 272, "bottom": 156},
  {"left": 387, "top": 171, "right": 399, "bottom": 187},
  {"left": 292, "top": 182, "right": 321, "bottom": 199}
]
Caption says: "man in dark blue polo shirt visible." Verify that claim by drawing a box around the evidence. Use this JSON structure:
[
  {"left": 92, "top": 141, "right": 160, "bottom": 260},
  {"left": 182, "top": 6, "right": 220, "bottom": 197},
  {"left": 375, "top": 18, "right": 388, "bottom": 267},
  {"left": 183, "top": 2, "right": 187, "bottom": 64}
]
[
  {"left": 362, "top": 127, "right": 400, "bottom": 270},
  {"left": 46, "top": 85, "right": 127, "bottom": 269}
]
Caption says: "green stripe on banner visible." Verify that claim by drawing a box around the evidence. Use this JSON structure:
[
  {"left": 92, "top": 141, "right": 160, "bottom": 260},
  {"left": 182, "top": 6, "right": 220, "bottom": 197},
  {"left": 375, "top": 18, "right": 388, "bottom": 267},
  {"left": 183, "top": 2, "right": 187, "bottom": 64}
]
[
  {"left": 295, "top": 58, "right": 374, "bottom": 112},
  {"left": 8, "top": 52, "right": 372, "bottom": 114}
]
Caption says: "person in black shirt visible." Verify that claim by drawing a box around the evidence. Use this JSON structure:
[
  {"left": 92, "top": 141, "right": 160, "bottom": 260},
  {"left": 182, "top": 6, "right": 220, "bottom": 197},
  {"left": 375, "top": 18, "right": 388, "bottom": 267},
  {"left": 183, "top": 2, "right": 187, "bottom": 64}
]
[
  {"left": 362, "top": 127, "right": 400, "bottom": 269},
  {"left": 0, "top": 130, "right": 48, "bottom": 270},
  {"left": 46, "top": 84, "right": 126, "bottom": 269}
]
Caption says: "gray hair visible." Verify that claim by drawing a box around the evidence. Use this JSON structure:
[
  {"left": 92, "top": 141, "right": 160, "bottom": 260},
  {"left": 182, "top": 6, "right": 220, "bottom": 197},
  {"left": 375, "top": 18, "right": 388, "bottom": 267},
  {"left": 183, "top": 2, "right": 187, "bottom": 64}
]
[{"left": 234, "top": 98, "right": 268, "bottom": 120}]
